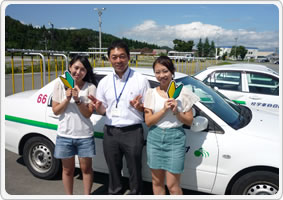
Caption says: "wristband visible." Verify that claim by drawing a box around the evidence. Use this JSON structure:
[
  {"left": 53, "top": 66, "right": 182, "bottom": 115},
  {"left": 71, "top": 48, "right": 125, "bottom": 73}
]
[{"left": 75, "top": 99, "right": 82, "bottom": 105}]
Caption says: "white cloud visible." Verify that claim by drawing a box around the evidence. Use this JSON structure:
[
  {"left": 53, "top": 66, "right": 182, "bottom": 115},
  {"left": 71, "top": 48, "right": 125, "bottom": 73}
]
[{"left": 122, "top": 20, "right": 278, "bottom": 50}]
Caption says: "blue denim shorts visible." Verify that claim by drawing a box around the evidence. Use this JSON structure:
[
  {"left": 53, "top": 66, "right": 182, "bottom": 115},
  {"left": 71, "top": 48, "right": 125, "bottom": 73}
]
[{"left": 54, "top": 135, "right": 96, "bottom": 159}]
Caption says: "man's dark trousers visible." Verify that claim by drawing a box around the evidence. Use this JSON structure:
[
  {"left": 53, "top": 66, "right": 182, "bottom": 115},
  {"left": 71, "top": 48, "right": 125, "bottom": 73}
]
[{"left": 103, "top": 124, "right": 144, "bottom": 195}]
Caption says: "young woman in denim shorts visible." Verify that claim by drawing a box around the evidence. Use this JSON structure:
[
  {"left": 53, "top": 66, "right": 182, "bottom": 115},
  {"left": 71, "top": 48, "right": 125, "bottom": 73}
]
[
  {"left": 144, "top": 56, "right": 199, "bottom": 195},
  {"left": 52, "top": 55, "right": 97, "bottom": 195}
]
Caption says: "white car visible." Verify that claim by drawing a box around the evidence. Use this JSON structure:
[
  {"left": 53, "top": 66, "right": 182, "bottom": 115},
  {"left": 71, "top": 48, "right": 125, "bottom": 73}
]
[
  {"left": 193, "top": 64, "right": 279, "bottom": 114},
  {"left": 5, "top": 67, "right": 280, "bottom": 195}
]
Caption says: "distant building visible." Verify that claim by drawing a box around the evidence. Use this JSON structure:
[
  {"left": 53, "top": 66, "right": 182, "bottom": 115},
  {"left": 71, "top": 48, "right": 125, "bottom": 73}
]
[
  {"left": 152, "top": 49, "right": 167, "bottom": 55},
  {"left": 245, "top": 47, "right": 258, "bottom": 60},
  {"left": 217, "top": 46, "right": 258, "bottom": 60},
  {"left": 256, "top": 51, "right": 278, "bottom": 62}
]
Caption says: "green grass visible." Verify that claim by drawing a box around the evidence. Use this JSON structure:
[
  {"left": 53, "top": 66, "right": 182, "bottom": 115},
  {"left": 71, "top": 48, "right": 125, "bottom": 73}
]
[{"left": 215, "top": 61, "right": 233, "bottom": 66}]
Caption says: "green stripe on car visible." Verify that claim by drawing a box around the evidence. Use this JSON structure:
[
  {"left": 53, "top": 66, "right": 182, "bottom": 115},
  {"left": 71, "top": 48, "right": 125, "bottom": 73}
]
[
  {"left": 5, "top": 115, "right": 104, "bottom": 138},
  {"left": 232, "top": 100, "right": 246, "bottom": 105}
]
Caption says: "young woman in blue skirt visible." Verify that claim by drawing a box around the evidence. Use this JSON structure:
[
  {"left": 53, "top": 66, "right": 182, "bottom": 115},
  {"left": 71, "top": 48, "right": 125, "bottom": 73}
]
[{"left": 144, "top": 56, "right": 199, "bottom": 195}]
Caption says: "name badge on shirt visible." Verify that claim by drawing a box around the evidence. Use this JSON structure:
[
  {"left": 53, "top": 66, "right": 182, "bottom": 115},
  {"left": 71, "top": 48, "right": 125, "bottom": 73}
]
[{"left": 111, "top": 107, "right": 121, "bottom": 117}]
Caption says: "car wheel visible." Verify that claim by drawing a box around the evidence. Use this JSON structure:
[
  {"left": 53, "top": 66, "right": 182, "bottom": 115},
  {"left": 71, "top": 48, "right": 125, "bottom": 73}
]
[
  {"left": 23, "top": 136, "right": 61, "bottom": 180},
  {"left": 231, "top": 171, "right": 278, "bottom": 195}
]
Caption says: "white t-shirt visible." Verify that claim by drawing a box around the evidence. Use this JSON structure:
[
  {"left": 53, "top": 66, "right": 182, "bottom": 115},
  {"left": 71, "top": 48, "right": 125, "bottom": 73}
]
[
  {"left": 96, "top": 67, "right": 150, "bottom": 127},
  {"left": 144, "top": 87, "right": 200, "bottom": 128},
  {"left": 52, "top": 78, "right": 96, "bottom": 138}
]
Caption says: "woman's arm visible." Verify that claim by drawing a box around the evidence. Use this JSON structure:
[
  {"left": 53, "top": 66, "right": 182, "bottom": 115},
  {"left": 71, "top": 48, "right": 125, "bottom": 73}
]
[
  {"left": 72, "top": 86, "right": 95, "bottom": 118},
  {"left": 175, "top": 108, "right": 194, "bottom": 126},
  {"left": 144, "top": 99, "right": 171, "bottom": 127},
  {"left": 52, "top": 88, "right": 72, "bottom": 115}
]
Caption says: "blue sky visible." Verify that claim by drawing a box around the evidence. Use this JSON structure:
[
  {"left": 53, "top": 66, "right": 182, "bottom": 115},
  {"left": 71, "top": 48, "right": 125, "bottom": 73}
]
[{"left": 4, "top": 2, "right": 280, "bottom": 51}]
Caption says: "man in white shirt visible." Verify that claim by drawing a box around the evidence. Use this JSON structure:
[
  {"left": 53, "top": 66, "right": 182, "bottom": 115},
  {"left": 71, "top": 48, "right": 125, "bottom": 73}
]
[{"left": 89, "top": 40, "right": 150, "bottom": 194}]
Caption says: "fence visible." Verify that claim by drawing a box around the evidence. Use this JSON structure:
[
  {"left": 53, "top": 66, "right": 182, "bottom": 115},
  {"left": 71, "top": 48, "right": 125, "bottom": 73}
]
[{"left": 5, "top": 49, "right": 217, "bottom": 96}]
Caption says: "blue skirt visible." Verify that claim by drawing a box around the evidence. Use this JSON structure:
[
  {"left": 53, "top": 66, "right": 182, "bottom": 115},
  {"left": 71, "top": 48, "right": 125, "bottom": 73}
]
[{"left": 146, "top": 125, "right": 186, "bottom": 174}]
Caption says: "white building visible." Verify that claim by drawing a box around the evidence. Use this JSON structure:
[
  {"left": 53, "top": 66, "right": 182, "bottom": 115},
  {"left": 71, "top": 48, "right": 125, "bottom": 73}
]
[
  {"left": 217, "top": 46, "right": 258, "bottom": 60},
  {"left": 245, "top": 47, "right": 258, "bottom": 60}
]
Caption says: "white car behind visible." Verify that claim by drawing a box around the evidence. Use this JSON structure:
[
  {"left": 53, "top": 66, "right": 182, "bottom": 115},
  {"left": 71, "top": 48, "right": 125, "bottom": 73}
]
[{"left": 193, "top": 64, "right": 279, "bottom": 114}]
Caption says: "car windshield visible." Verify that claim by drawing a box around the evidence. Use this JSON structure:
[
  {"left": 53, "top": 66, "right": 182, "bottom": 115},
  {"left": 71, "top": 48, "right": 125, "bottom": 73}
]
[{"left": 175, "top": 76, "right": 250, "bottom": 129}]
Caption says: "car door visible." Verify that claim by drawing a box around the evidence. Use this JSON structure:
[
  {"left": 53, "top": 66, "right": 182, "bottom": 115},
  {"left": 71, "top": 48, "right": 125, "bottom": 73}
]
[
  {"left": 243, "top": 72, "right": 279, "bottom": 113},
  {"left": 181, "top": 106, "right": 220, "bottom": 193}
]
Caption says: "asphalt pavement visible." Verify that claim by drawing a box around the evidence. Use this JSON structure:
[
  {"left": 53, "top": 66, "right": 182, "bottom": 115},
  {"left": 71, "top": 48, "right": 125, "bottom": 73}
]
[{"left": 4, "top": 150, "right": 207, "bottom": 197}]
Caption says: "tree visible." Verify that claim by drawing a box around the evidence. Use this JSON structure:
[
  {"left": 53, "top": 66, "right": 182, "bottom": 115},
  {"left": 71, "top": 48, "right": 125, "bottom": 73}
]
[
  {"left": 209, "top": 41, "right": 216, "bottom": 57},
  {"left": 229, "top": 45, "right": 247, "bottom": 60},
  {"left": 203, "top": 37, "right": 210, "bottom": 57},
  {"left": 173, "top": 39, "right": 194, "bottom": 52},
  {"left": 238, "top": 46, "right": 248, "bottom": 60},
  {"left": 196, "top": 38, "right": 203, "bottom": 57},
  {"left": 222, "top": 52, "right": 228, "bottom": 60},
  {"left": 5, "top": 16, "right": 160, "bottom": 51}
]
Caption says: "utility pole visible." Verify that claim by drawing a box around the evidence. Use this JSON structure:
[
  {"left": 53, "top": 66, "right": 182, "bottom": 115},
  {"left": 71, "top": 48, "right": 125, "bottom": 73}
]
[
  {"left": 48, "top": 22, "right": 54, "bottom": 50},
  {"left": 94, "top": 8, "right": 106, "bottom": 58}
]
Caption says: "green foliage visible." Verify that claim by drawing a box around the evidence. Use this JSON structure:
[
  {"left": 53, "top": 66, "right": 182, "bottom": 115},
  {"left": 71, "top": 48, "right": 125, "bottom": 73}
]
[
  {"left": 238, "top": 46, "right": 248, "bottom": 60},
  {"left": 203, "top": 38, "right": 210, "bottom": 57},
  {"left": 222, "top": 52, "right": 228, "bottom": 60},
  {"left": 209, "top": 41, "right": 216, "bottom": 57},
  {"left": 5, "top": 16, "right": 160, "bottom": 51},
  {"left": 229, "top": 45, "right": 248, "bottom": 60},
  {"left": 196, "top": 38, "right": 203, "bottom": 57},
  {"left": 173, "top": 39, "right": 194, "bottom": 52},
  {"left": 196, "top": 38, "right": 216, "bottom": 57},
  {"left": 216, "top": 61, "right": 233, "bottom": 65}
]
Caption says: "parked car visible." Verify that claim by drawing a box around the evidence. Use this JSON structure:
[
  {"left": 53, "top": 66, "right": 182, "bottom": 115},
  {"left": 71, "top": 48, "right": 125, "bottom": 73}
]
[
  {"left": 5, "top": 67, "right": 279, "bottom": 195},
  {"left": 194, "top": 64, "right": 279, "bottom": 114},
  {"left": 274, "top": 60, "right": 279, "bottom": 64},
  {"left": 258, "top": 58, "right": 270, "bottom": 63}
]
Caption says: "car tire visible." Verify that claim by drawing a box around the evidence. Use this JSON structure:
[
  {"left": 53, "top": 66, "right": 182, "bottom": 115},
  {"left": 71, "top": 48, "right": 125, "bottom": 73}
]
[
  {"left": 23, "top": 136, "right": 61, "bottom": 180},
  {"left": 231, "top": 171, "right": 278, "bottom": 195}
]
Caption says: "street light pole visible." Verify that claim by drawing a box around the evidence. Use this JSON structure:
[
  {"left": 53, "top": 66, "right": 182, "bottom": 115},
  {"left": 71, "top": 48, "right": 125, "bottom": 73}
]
[
  {"left": 234, "top": 37, "right": 238, "bottom": 60},
  {"left": 94, "top": 8, "right": 106, "bottom": 57}
]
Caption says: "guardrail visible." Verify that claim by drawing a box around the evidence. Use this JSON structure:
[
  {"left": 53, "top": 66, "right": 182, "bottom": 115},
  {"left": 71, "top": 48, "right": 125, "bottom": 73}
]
[
  {"left": 7, "top": 49, "right": 68, "bottom": 94},
  {"left": 6, "top": 49, "right": 217, "bottom": 95}
]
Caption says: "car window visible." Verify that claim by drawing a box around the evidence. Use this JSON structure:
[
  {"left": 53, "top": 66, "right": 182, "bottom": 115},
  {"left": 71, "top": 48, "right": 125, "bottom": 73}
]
[
  {"left": 204, "top": 71, "right": 242, "bottom": 92},
  {"left": 176, "top": 76, "right": 249, "bottom": 130},
  {"left": 149, "top": 80, "right": 160, "bottom": 88},
  {"left": 247, "top": 72, "right": 279, "bottom": 96},
  {"left": 95, "top": 74, "right": 106, "bottom": 84}
]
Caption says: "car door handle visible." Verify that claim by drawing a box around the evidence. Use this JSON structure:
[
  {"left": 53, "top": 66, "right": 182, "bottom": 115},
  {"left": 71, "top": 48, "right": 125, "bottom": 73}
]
[{"left": 249, "top": 95, "right": 261, "bottom": 100}]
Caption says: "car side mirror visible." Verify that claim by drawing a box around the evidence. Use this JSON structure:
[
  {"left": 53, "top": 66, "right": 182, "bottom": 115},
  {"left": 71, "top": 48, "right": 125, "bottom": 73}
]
[{"left": 190, "top": 116, "right": 208, "bottom": 132}]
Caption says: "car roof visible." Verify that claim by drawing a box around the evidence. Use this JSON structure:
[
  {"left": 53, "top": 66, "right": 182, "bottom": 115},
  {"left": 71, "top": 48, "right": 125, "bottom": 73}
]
[
  {"left": 206, "top": 64, "right": 278, "bottom": 76},
  {"left": 93, "top": 67, "right": 188, "bottom": 80}
]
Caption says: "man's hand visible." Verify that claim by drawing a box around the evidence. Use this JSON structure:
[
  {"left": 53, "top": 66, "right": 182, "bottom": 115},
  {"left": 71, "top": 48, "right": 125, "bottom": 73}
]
[
  {"left": 130, "top": 95, "right": 144, "bottom": 112},
  {"left": 88, "top": 95, "right": 102, "bottom": 110},
  {"left": 88, "top": 95, "right": 106, "bottom": 115}
]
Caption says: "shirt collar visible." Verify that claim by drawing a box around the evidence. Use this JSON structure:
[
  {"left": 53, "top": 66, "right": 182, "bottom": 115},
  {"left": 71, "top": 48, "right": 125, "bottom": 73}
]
[{"left": 113, "top": 67, "right": 130, "bottom": 81}]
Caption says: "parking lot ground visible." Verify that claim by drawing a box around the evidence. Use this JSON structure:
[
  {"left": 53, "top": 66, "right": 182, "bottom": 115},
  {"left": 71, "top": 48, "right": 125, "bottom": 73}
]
[{"left": 4, "top": 150, "right": 208, "bottom": 196}]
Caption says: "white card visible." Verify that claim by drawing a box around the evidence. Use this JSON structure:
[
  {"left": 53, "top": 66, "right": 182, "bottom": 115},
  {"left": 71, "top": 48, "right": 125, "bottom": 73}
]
[{"left": 111, "top": 107, "right": 121, "bottom": 117}]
